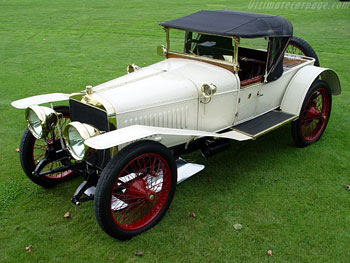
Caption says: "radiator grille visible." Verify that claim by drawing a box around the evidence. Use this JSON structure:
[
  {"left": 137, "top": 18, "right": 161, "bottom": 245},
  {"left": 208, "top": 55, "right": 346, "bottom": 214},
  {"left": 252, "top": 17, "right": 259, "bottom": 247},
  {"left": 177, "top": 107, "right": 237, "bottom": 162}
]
[{"left": 69, "top": 99, "right": 109, "bottom": 131}]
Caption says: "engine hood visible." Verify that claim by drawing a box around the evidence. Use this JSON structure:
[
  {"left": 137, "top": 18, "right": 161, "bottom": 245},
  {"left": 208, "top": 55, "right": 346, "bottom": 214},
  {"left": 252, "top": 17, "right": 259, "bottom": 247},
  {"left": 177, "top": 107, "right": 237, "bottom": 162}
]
[{"left": 93, "top": 58, "right": 236, "bottom": 114}]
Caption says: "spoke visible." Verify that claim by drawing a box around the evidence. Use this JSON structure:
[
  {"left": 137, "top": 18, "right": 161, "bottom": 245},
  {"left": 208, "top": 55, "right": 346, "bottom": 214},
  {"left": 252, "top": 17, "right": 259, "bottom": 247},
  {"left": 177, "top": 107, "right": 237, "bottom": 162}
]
[
  {"left": 34, "top": 144, "right": 47, "bottom": 149},
  {"left": 155, "top": 160, "right": 163, "bottom": 175},
  {"left": 115, "top": 193, "right": 142, "bottom": 202},
  {"left": 286, "top": 45, "right": 305, "bottom": 56},
  {"left": 149, "top": 156, "right": 157, "bottom": 174},
  {"left": 117, "top": 200, "right": 145, "bottom": 224},
  {"left": 129, "top": 202, "right": 147, "bottom": 223},
  {"left": 141, "top": 155, "right": 148, "bottom": 173},
  {"left": 130, "top": 159, "right": 140, "bottom": 174},
  {"left": 33, "top": 152, "right": 45, "bottom": 160},
  {"left": 113, "top": 198, "right": 144, "bottom": 212},
  {"left": 136, "top": 157, "right": 142, "bottom": 173}
]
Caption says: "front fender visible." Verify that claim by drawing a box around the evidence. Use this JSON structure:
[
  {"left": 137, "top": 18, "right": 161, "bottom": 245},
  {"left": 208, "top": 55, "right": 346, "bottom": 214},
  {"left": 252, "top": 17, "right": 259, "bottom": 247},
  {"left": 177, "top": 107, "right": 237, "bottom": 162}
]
[
  {"left": 85, "top": 125, "right": 252, "bottom": 150},
  {"left": 11, "top": 93, "right": 71, "bottom": 109},
  {"left": 281, "top": 66, "right": 341, "bottom": 115}
]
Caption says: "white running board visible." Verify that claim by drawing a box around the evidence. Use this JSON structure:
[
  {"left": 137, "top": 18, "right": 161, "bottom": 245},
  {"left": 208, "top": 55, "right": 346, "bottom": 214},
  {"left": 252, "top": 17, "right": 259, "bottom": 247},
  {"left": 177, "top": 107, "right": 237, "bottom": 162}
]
[{"left": 176, "top": 158, "right": 205, "bottom": 184}]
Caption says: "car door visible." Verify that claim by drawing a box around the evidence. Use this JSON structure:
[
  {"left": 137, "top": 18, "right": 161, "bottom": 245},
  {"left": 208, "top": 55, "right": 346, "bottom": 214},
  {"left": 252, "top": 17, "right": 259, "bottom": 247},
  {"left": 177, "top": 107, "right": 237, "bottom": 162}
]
[
  {"left": 255, "top": 68, "right": 299, "bottom": 115},
  {"left": 235, "top": 82, "right": 263, "bottom": 124}
]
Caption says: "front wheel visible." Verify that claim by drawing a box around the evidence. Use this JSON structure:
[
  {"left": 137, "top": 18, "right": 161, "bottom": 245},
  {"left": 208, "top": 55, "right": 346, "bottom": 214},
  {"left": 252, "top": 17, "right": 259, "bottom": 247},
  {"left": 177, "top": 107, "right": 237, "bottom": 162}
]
[
  {"left": 94, "top": 140, "right": 177, "bottom": 240},
  {"left": 291, "top": 80, "right": 332, "bottom": 147},
  {"left": 19, "top": 105, "right": 76, "bottom": 188}
]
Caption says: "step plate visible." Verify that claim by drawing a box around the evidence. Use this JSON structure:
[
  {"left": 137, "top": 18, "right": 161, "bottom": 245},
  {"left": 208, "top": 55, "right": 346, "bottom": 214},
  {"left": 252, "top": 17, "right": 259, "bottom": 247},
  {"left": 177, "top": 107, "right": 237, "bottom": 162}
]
[
  {"left": 233, "top": 111, "right": 297, "bottom": 138},
  {"left": 176, "top": 158, "right": 205, "bottom": 184}
]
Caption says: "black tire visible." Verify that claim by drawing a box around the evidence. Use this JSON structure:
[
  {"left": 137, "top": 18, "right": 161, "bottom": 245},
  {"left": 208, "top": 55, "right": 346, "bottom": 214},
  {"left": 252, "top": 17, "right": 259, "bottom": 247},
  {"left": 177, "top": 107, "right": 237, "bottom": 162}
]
[
  {"left": 291, "top": 80, "right": 332, "bottom": 147},
  {"left": 94, "top": 140, "right": 177, "bottom": 240},
  {"left": 19, "top": 105, "right": 76, "bottom": 188},
  {"left": 286, "top": 36, "right": 320, "bottom": 66}
]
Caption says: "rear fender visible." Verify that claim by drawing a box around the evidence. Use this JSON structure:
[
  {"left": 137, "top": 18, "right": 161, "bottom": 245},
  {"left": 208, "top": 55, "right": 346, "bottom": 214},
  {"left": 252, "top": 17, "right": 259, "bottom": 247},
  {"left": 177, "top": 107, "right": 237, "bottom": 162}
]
[{"left": 281, "top": 66, "right": 341, "bottom": 115}]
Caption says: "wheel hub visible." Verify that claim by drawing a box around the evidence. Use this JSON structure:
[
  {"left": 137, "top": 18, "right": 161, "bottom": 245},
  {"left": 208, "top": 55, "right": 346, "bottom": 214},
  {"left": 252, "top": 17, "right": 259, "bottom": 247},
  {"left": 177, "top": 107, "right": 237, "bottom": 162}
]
[
  {"left": 127, "top": 178, "right": 155, "bottom": 202},
  {"left": 149, "top": 194, "right": 155, "bottom": 201},
  {"left": 305, "top": 106, "right": 322, "bottom": 121}
]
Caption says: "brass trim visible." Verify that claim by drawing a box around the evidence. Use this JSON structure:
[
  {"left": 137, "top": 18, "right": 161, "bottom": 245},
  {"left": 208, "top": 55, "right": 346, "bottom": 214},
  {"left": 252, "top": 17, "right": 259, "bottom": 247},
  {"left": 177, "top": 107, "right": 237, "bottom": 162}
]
[
  {"left": 65, "top": 122, "right": 100, "bottom": 161},
  {"left": 25, "top": 106, "right": 58, "bottom": 139},
  {"left": 201, "top": 83, "right": 217, "bottom": 99},
  {"left": 165, "top": 27, "right": 170, "bottom": 51},
  {"left": 157, "top": 45, "right": 167, "bottom": 56},
  {"left": 69, "top": 93, "right": 84, "bottom": 101},
  {"left": 70, "top": 98, "right": 106, "bottom": 113},
  {"left": 230, "top": 128, "right": 254, "bottom": 138},
  {"left": 233, "top": 37, "right": 240, "bottom": 73},
  {"left": 167, "top": 51, "right": 234, "bottom": 67},
  {"left": 69, "top": 97, "right": 118, "bottom": 156},
  {"left": 81, "top": 94, "right": 103, "bottom": 109},
  {"left": 168, "top": 52, "right": 235, "bottom": 73},
  {"left": 127, "top": 64, "right": 141, "bottom": 73},
  {"left": 86, "top": 85, "right": 93, "bottom": 95}
]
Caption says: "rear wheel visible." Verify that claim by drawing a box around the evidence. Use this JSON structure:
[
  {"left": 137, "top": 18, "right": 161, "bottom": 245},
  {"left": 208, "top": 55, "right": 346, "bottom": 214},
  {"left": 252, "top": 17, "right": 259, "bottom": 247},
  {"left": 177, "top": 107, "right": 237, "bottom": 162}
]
[
  {"left": 291, "top": 80, "right": 332, "bottom": 147},
  {"left": 19, "top": 105, "right": 76, "bottom": 188},
  {"left": 94, "top": 140, "right": 177, "bottom": 240},
  {"left": 286, "top": 36, "right": 320, "bottom": 66}
]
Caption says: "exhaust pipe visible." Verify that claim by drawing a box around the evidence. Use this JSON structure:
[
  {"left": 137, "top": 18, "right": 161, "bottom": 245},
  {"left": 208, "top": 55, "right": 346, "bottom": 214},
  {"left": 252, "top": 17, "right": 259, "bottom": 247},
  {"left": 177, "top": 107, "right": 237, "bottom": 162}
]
[{"left": 200, "top": 139, "right": 230, "bottom": 158}]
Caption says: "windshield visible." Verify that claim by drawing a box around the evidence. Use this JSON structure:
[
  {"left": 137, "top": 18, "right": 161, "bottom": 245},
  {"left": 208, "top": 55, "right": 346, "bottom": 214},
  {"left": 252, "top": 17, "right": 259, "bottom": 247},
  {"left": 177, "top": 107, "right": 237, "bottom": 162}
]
[
  {"left": 165, "top": 29, "right": 288, "bottom": 83},
  {"left": 185, "top": 32, "right": 234, "bottom": 61},
  {"left": 168, "top": 30, "right": 234, "bottom": 63}
]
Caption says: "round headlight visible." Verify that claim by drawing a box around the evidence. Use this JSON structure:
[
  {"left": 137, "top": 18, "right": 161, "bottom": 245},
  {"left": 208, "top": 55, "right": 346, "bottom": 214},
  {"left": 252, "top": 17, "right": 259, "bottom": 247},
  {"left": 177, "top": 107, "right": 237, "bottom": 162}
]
[
  {"left": 25, "top": 106, "right": 58, "bottom": 139},
  {"left": 65, "top": 122, "right": 100, "bottom": 160}
]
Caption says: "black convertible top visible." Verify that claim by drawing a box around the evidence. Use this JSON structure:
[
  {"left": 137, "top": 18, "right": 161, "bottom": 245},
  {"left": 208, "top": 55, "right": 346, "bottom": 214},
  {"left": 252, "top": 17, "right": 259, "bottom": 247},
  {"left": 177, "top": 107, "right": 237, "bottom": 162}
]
[{"left": 159, "top": 10, "right": 293, "bottom": 38}]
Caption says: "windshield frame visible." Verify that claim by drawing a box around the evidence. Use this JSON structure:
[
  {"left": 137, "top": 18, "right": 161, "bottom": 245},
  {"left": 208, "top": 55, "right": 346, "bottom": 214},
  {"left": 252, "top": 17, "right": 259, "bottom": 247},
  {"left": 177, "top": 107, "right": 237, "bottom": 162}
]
[{"left": 163, "top": 27, "right": 239, "bottom": 73}]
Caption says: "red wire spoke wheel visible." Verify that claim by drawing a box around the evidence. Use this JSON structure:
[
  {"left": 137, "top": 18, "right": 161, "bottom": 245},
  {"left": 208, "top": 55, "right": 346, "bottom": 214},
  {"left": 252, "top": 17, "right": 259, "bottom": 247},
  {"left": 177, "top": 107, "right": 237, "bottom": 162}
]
[
  {"left": 19, "top": 106, "right": 76, "bottom": 187},
  {"left": 300, "top": 88, "right": 330, "bottom": 141},
  {"left": 94, "top": 140, "right": 177, "bottom": 240},
  {"left": 291, "top": 80, "right": 332, "bottom": 147},
  {"left": 111, "top": 153, "right": 171, "bottom": 230}
]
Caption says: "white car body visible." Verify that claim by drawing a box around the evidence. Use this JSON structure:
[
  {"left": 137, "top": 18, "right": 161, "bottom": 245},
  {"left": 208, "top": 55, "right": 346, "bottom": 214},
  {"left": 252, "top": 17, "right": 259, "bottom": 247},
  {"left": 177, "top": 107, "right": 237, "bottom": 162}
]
[{"left": 12, "top": 55, "right": 340, "bottom": 150}]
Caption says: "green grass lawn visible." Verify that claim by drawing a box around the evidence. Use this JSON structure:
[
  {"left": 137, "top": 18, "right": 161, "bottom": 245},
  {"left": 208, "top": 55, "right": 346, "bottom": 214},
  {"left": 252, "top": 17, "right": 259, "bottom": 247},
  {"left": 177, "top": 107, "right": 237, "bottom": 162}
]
[{"left": 1, "top": 0, "right": 349, "bottom": 262}]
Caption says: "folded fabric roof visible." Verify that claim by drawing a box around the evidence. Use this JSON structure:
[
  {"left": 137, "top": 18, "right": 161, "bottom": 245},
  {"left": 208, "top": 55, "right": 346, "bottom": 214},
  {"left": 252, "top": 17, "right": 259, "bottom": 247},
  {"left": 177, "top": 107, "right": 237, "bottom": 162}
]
[{"left": 159, "top": 10, "right": 293, "bottom": 38}]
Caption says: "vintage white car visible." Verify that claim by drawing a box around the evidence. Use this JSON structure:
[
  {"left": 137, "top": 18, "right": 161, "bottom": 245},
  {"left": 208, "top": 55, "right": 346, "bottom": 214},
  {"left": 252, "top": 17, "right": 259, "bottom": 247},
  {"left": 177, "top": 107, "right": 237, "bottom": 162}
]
[{"left": 11, "top": 10, "right": 341, "bottom": 240}]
